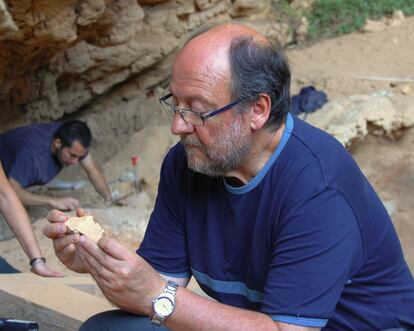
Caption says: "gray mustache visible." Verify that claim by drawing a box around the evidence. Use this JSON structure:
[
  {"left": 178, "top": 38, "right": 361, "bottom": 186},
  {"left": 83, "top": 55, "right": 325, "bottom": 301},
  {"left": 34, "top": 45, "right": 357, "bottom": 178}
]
[{"left": 181, "top": 136, "right": 203, "bottom": 148}]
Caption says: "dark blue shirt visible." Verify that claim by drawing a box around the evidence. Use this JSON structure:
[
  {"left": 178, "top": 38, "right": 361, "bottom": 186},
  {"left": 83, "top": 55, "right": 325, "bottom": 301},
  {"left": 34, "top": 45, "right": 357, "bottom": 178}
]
[
  {"left": 138, "top": 113, "right": 414, "bottom": 329},
  {"left": 0, "top": 123, "right": 62, "bottom": 187}
]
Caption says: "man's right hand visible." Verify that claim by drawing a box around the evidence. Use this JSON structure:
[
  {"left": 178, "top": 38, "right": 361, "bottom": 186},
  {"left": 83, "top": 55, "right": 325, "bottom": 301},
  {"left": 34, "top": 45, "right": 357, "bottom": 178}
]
[
  {"left": 42, "top": 208, "right": 89, "bottom": 273},
  {"left": 49, "top": 197, "right": 80, "bottom": 211}
]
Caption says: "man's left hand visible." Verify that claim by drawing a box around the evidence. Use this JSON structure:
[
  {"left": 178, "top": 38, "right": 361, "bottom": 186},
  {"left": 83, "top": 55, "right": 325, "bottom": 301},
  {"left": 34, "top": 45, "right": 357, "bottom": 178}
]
[{"left": 77, "top": 236, "right": 166, "bottom": 315}]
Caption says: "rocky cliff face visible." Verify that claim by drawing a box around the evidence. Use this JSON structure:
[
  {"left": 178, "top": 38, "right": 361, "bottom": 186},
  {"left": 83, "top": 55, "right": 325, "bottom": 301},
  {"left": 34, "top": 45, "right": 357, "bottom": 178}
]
[{"left": 0, "top": 0, "right": 298, "bottom": 162}]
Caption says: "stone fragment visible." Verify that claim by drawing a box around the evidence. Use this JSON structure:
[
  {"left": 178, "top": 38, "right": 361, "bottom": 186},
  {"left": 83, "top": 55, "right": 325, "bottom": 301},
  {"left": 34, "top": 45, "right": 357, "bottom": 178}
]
[
  {"left": 296, "top": 16, "right": 308, "bottom": 43},
  {"left": 66, "top": 216, "right": 105, "bottom": 243},
  {"left": 398, "top": 84, "right": 412, "bottom": 95},
  {"left": 229, "top": 0, "right": 270, "bottom": 17},
  {"left": 362, "top": 19, "right": 387, "bottom": 33},
  {"left": 388, "top": 10, "right": 405, "bottom": 27},
  {"left": 305, "top": 94, "right": 411, "bottom": 147}
]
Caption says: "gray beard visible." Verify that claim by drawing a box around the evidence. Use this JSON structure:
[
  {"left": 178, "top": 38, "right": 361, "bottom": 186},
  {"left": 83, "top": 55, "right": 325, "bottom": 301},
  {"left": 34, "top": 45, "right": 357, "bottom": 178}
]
[{"left": 181, "top": 119, "right": 252, "bottom": 177}]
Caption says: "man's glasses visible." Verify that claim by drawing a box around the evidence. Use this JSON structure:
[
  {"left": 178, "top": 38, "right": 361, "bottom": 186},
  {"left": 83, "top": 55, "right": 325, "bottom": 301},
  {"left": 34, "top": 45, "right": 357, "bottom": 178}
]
[{"left": 159, "top": 93, "right": 243, "bottom": 126}]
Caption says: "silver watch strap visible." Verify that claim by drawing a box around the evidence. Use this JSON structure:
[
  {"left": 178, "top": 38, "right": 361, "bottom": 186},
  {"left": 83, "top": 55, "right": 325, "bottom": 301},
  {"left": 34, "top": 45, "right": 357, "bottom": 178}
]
[{"left": 150, "top": 280, "right": 178, "bottom": 326}]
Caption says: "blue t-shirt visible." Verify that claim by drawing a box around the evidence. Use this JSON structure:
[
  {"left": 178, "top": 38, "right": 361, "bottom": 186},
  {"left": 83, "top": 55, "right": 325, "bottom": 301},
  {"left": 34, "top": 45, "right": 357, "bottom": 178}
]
[
  {"left": 0, "top": 123, "right": 62, "bottom": 187},
  {"left": 138, "top": 113, "right": 414, "bottom": 330}
]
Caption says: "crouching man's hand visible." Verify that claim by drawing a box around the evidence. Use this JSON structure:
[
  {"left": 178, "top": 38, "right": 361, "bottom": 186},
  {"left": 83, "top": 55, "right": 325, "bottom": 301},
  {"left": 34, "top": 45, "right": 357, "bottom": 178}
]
[{"left": 30, "top": 257, "right": 64, "bottom": 278}]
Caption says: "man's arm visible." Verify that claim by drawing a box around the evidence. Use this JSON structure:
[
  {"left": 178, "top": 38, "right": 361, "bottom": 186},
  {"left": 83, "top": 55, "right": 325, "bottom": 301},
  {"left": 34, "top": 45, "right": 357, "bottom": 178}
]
[
  {"left": 9, "top": 178, "right": 79, "bottom": 211},
  {"left": 167, "top": 287, "right": 320, "bottom": 331},
  {"left": 43, "top": 208, "right": 320, "bottom": 330},
  {"left": 77, "top": 236, "right": 320, "bottom": 331},
  {"left": 0, "top": 165, "right": 63, "bottom": 277},
  {"left": 80, "top": 153, "right": 111, "bottom": 201},
  {"left": 163, "top": 275, "right": 190, "bottom": 287}
]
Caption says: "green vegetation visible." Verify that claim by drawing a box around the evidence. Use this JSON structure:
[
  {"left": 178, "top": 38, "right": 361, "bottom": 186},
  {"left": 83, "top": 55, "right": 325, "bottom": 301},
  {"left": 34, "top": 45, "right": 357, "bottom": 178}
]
[{"left": 306, "top": 0, "right": 414, "bottom": 39}]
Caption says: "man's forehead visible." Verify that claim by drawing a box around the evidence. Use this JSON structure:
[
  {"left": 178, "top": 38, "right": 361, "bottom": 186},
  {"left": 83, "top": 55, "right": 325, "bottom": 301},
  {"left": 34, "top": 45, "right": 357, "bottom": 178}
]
[
  {"left": 172, "top": 42, "right": 230, "bottom": 91},
  {"left": 68, "top": 140, "right": 88, "bottom": 155},
  {"left": 170, "top": 64, "right": 231, "bottom": 102},
  {"left": 171, "top": 63, "right": 229, "bottom": 85}
]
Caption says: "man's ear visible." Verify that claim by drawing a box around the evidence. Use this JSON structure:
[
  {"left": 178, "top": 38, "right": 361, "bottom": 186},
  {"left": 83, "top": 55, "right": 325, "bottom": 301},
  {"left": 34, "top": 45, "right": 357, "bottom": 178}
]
[
  {"left": 250, "top": 93, "right": 271, "bottom": 130},
  {"left": 53, "top": 138, "right": 62, "bottom": 150}
]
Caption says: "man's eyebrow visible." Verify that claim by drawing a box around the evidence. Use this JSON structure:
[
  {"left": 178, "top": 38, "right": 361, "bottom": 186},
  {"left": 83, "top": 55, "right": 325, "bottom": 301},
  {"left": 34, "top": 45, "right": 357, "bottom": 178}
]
[
  {"left": 175, "top": 94, "right": 217, "bottom": 109},
  {"left": 196, "top": 96, "right": 217, "bottom": 108},
  {"left": 70, "top": 151, "right": 85, "bottom": 158}
]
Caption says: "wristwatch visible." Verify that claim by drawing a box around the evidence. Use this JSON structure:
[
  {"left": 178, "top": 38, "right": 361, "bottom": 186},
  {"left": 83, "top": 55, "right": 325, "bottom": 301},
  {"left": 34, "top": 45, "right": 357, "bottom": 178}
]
[{"left": 150, "top": 280, "right": 179, "bottom": 326}]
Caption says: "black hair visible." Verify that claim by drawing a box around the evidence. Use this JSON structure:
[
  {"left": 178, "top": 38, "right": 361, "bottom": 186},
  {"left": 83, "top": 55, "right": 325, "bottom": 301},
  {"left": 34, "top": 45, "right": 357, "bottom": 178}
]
[
  {"left": 229, "top": 36, "right": 291, "bottom": 130},
  {"left": 54, "top": 120, "right": 92, "bottom": 148}
]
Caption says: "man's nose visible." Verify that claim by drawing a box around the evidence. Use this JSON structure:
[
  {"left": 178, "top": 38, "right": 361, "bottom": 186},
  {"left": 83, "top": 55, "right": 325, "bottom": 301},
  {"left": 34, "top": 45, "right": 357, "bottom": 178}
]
[{"left": 170, "top": 112, "right": 194, "bottom": 135}]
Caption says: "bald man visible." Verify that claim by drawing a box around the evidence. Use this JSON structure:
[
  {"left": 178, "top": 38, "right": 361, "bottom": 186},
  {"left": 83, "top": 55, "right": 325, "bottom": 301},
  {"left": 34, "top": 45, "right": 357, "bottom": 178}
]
[{"left": 44, "top": 24, "right": 414, "bottom": 330}]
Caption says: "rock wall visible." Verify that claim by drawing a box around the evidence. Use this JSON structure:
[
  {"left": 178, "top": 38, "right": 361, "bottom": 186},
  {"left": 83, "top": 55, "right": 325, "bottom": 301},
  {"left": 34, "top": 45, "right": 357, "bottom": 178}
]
[{"left": 0, "top": 0, "right": 300, "bottom": 164}]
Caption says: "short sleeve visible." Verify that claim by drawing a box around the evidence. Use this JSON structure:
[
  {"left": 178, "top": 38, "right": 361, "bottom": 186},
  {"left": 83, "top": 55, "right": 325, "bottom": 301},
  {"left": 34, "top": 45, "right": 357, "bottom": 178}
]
[
  {"left": 7, "top": 150, "right": 36, "bottom": 188},
  {"left": 261, "top": 189, "right": 363, "bottom": 327},
  {"left": 137, "top": 146, "right": 191, "bottom": 279}
]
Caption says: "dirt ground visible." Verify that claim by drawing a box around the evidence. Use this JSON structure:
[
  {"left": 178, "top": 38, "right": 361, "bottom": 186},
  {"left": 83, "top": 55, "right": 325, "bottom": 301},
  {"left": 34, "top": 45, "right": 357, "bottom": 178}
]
[{"left": 1, "top": 15, "right": 413, "bottom": 274}]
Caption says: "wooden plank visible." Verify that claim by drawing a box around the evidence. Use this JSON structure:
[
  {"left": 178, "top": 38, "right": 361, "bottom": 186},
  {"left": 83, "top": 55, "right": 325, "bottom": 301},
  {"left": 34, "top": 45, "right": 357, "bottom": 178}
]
[{"left": 0, "top": 273, "right": 113, "bottom": 331}]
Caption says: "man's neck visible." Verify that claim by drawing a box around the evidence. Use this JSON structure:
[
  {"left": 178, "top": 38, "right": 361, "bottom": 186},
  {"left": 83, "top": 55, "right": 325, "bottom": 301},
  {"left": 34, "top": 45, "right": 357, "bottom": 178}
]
[{"left": 225, "top": 121, "right": 286, "bottom": 186}]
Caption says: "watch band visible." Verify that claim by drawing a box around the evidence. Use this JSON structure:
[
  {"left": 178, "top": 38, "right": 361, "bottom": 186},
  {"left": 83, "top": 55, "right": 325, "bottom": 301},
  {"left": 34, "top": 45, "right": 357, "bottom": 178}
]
[{"left": 150, "top": 280, "right": 179, "bottom": 326}]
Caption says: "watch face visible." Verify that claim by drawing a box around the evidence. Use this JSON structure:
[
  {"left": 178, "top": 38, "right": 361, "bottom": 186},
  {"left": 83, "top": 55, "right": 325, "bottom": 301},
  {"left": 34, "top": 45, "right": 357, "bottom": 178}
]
[{"left": 154, "top": 297, "right": 174, "bottom": 317}]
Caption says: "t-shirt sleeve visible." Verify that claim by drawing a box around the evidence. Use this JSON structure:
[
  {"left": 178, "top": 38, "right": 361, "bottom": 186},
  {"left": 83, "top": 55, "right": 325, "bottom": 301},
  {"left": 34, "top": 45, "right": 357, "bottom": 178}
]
[
  {"left": 261, "top": 189, "right": 363, "bottom": 327},
  {"left": 7, "top": 150, "right": 36, "bottom": 188},
  {"left": 137, "top": 146, "right": 191, "bottom": 279}
]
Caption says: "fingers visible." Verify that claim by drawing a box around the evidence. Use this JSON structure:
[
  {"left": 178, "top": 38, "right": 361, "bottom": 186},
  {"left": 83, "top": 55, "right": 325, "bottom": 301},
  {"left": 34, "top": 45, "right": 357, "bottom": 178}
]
[
  {"left": 81, "top": 236, "right": 135, "bottom": 274},
  {"left": 76, "top": 207, "right": 90, "bottom": 217},
  {"left": 69, "top": 198, "right": 80, "bottom": 210},
  {"left": 53, "top": 233, "right": 80, "bottom": 255},
  {"left": 46, "top": 209, "right": 69, "bottom": 224},
  {"left": 80, "top": 248, "right": 109, "bottom": 282},
  {"left": 98, "top": 237, "right": 134, "bottom": 261},
  {"left": 78, "top": 237, "right": 113, "bottom": 283},
  {"left": 43, "top": 221, "right": 67, "bottom": 239},
  {"left": 46, "top": 207, "right": 91, "bottom": 222},
  {"left": 44, "top": 208, "right": 93, "bottom": 238},
  {"left": 31, "top": 263, "right": 64, "bottom": 278},
  {"left": 63, "top": 197, "right": 80, "bottom": 211},
  {"left": 115, "top": 198, "right": 128, "bottom": 206},
  {"left": 51, "top": 197, "right": 80, "bottom": 211},
  {"left": 79, "top": 236, "right": 111, "bottom": 266}
]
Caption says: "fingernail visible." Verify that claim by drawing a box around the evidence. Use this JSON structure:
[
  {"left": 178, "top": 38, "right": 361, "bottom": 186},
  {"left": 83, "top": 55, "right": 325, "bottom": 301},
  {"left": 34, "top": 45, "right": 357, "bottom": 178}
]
[
  {"left": 79, "top": 235, "right": 86, "bottom": 243},
  {"left": 73, "top": 233, "right": 80, "bottom": 242},
  {"left": 57, "top": 224, "right": 66, "bottom": 232},
  {"left": 58, "top": 215, "right": 66, "bottom": 222}
]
